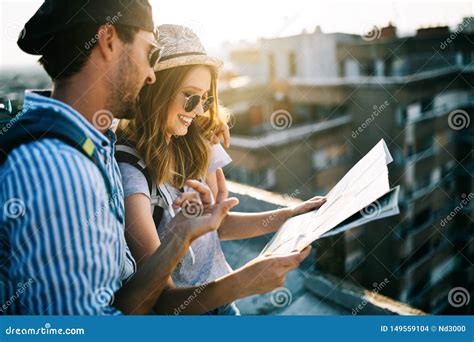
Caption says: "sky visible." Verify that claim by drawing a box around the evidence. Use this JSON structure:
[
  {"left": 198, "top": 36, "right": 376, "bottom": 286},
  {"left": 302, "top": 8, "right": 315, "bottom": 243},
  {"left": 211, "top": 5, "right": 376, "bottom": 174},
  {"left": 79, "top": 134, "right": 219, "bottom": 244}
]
[{"left": 0, "top": 0, "right": 472, "bottom": 67}]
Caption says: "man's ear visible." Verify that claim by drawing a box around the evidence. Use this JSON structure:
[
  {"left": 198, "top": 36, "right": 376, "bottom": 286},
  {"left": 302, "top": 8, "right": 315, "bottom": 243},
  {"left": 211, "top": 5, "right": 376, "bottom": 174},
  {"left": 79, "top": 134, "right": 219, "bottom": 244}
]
[{"left": 96, "top": 24, "right": 119, "bottom": 62}]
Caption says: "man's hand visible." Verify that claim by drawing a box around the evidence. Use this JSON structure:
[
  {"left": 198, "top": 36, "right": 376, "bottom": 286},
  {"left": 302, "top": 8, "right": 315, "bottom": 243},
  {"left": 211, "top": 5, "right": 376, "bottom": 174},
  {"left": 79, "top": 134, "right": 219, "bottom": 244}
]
[
  {"left": 233, "top": 247, "right": 312, "bottom": 297},
  {"left": 170, "top": 169, "right": 238, "bottom": 242},
  {"left": 290, "top": 196, "right": 326, "bottom": 217},
  {"left": 172, "top": 168, "right": 229, "bottom": 210}
]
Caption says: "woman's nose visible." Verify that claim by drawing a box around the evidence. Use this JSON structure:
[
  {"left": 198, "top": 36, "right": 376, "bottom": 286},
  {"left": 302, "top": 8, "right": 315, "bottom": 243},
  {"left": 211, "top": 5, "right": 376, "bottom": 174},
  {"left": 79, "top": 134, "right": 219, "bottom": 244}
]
[{"left": 193, "top": 103, "right": 204, "bottom": 115}]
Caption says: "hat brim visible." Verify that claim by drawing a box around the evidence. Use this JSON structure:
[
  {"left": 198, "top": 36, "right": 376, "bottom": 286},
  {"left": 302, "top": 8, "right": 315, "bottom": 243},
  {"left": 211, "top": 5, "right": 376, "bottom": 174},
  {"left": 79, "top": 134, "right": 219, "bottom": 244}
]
[{"left": 154, "top": 55, "right": 223, "bottom": 72}]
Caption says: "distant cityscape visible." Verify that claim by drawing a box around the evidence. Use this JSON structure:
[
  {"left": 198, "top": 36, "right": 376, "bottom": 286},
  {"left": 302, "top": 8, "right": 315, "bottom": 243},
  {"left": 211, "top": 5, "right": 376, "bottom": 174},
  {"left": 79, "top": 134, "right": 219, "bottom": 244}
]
[
  {"left": 0, "top": 17, "right": 472, "bottom": 315},
  {"left": 219, "top": 17, "right": 473, "bottom": 314}
]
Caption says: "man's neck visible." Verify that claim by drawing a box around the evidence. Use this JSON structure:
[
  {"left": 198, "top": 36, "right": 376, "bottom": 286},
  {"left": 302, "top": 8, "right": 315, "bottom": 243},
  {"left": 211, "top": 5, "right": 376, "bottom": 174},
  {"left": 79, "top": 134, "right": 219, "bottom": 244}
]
[{"left": 51, "top": 76, "right": 109, "bottom": 133}]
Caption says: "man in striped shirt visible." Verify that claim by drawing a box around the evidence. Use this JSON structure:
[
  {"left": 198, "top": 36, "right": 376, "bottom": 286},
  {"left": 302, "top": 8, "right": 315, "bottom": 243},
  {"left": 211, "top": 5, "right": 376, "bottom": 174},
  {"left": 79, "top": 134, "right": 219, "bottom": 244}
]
[{"left": 0, "top": 0, "right": 238, "bottom": 315}]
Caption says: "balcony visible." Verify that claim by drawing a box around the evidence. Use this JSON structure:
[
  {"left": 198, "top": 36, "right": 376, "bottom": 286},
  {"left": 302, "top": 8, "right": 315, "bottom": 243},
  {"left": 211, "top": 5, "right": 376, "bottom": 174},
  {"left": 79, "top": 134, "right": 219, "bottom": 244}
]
[
  {"left": 400, "top": 219, "right": 435, "bottom": 258},
  {"left": 405, "top": 145, "right": 437, "bottom": 166},
  {"left": 229, "top": 115, "right": 351, "bottom": 150},
  {"left": 392, "top": 52, "right": 462, "bottom": 77},
  {"left": 399, "top": 242, "right": 453, "bottom": 301},
  {"left": 407, "top": 99, "right": 474, "bottom": 125}
]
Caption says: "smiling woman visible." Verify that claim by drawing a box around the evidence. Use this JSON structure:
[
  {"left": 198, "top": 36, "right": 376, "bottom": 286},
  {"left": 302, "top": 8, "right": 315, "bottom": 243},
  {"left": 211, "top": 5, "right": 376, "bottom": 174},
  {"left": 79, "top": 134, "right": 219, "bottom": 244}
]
[
  {"left": 115, "top": 24, "right": 240, "bottom": 315},
  {"left": 116, "top": 24, "right": 224, "bottom": 190},
  {"left": 113, "top": 24, "right": 325, "bottom": 317},
  {"left": 167, "top": 66, "right": 213, "bottom": 137},
  {"left": 118, "top": 62, "right": 221, "bottom": 188}
]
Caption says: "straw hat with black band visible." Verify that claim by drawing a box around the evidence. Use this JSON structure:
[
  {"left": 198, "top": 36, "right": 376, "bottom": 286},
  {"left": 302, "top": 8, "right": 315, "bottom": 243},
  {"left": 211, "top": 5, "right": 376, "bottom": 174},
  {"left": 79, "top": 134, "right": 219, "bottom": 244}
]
[{"left": 154, "top": 24, "right": 223, "bottom": 72}]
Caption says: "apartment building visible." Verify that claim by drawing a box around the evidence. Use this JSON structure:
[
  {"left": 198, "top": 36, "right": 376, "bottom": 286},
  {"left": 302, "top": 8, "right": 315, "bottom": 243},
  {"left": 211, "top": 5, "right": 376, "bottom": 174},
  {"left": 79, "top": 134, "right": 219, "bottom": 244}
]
[{"left": 220, "top": 19, "right": 473, "bottom": 314}]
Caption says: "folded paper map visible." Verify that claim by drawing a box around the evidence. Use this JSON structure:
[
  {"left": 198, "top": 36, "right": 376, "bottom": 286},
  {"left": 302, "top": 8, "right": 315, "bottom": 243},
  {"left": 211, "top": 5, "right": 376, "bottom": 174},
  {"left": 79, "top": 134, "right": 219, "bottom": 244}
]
[{"left": 261, "top": 139, "right": 400, "bottom": 255}]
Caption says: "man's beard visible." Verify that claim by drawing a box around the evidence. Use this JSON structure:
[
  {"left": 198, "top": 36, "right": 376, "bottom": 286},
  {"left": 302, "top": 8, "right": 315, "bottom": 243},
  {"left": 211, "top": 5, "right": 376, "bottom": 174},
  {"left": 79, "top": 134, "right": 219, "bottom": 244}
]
[
  {"left": 107, "top": 53, "right": 143, "bottom": 120},
  {"left": 116, "top": 94, "right": 138, "bottom": 120}
]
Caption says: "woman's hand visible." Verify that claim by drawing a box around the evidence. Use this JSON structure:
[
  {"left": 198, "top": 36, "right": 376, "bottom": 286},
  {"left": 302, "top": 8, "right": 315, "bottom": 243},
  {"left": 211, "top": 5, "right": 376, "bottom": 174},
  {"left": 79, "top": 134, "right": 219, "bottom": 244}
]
[
  {"left": 289, "top": 196, "right": 327, "bottom": 218},
  {"left": 210, "top": 121, "right": 230, "bottom": 148},
  {"left": 232, "top": 247, "right": 312, "bottom": 297},
  {"left": 172, "top": 168, "right": 229, "bottom": 210}
]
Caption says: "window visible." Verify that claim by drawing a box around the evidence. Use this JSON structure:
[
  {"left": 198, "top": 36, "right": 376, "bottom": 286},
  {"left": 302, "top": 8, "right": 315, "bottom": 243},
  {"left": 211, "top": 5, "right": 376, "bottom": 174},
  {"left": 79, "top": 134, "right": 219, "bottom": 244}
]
[
  {"left": 431, "top": 167, "right": 441, "bottom": 185},
  {"left": 396, "top": 106, "right": 407, "bottom": 126},
  {"left": 312, "top": 145, "right": 349, "bottom": 170},
  {"left": 345, "top": 250, "right": 364, "bottom": 272},
  {"left": 430, "top": 257, "right": 456, "bottom": 285},
  {"left": 399, "top": 240, "right": 430, "bottom": 273},
  {"left": 268, "top": 53, "right": 275, "bottom": 81},
  {"left": 413, "top": 176, "right": 431, "bottom": 193},
  {"left": 417, "top": 136, "right": 436, "bottom": 155},
  {"left": 360, "top": 59, "right": 375, "bottom": 76},
  {"left": 413, "top": 208, "right": 432, "bottom": 228},
  {"left": 262, "top": 169, "right": 276, "bottom": 189},
  {"left": 288, "top": 51, "right": 297, "bottom": 77},
  {"left": 225, "top": 167, "right": 276, "bottom": 189},
  {"left": 420, "top": 97, "right": 434, "bottom": 113},
  {"left": 312, "top": 150, "right": 327, "bottom": 169},
  {"left": 343, "top": 58, "right": 360, "bottom": 78},
  {"left": 406, "top": 102, "right": 422, "bottom": 122}
]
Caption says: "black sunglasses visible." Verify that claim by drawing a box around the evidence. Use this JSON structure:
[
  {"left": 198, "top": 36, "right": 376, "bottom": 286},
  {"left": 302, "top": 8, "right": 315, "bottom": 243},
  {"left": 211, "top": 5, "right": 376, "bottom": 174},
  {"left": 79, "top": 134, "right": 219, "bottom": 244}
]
[
  {"left": 184, "top": 94, "right": 215, "bottom": 113},
  {"left": 148, "top": 27, "right": 162, "bottom": 68},
  {"left": 148, "top": 46, "right": 162, "bottom": 68}
]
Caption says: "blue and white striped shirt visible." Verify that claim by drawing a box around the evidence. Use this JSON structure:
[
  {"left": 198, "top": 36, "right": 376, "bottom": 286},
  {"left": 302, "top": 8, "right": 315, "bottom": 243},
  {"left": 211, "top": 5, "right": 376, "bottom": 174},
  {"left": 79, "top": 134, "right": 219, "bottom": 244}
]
[{"left": 0, "top": 91, "right": 136, "bottom": 315}]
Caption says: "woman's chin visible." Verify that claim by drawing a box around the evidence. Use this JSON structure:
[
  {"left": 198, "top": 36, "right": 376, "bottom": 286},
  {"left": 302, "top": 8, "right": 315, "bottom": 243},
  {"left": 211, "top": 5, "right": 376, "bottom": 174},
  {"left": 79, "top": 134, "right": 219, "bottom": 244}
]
[{"left": 174, "top": 127, "right": 188, "bottom": 136}]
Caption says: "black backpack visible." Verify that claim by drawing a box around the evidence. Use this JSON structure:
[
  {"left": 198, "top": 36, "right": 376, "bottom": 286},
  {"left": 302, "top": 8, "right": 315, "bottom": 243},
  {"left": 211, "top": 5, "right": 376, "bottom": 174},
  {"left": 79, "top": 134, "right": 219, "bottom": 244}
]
[{"left": 115, "top": 143, "right": 166, "bottom": 226}]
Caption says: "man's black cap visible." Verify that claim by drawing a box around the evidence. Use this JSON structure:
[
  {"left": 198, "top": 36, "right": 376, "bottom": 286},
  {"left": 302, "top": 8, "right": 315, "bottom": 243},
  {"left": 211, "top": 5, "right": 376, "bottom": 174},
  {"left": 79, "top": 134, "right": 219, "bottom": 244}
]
[{"left": 18, "top": 0, "right": 154, "bottom": 55}]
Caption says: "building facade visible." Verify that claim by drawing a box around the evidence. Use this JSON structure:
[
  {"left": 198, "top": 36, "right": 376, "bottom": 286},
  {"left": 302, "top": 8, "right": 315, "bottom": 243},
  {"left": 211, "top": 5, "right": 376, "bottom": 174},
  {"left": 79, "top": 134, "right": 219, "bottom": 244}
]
[{"left": 220, "top": 19, "right": 474, "bottom": 314}]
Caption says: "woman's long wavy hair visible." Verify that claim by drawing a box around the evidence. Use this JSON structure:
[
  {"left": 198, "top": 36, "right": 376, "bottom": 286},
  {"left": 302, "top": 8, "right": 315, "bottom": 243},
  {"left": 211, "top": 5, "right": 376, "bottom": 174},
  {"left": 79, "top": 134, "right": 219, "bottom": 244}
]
[{"left": 117, "top": 65, "right": 222, "bottom": 188}]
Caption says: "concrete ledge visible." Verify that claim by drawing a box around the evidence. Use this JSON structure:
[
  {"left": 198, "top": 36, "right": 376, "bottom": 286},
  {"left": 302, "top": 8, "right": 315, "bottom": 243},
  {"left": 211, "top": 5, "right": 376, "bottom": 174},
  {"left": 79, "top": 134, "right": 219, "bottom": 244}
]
[{"left": 304, "top": 271, "right": 427, "bottom": 315}]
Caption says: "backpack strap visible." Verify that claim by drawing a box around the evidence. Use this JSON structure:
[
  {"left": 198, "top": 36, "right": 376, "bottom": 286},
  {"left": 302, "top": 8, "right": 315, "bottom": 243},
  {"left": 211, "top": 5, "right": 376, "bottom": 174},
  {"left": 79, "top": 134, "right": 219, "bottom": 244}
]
[
  {"left": 0, "top": 107, "right": 120, "bottom": 220},
  {"left": 115, "top": 144, "right": 165, "bottom": 226}
]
